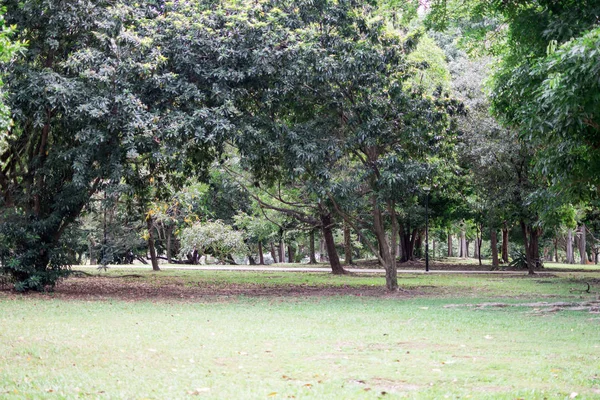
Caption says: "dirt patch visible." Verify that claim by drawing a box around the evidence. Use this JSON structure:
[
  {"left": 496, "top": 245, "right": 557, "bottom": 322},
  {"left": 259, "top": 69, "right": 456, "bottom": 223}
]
[
  {"left": 0, "top": 276, "right": 422, "bottom": 302},
  {"left": 444, "top": 301, "right": 600, "bottom": 314}
]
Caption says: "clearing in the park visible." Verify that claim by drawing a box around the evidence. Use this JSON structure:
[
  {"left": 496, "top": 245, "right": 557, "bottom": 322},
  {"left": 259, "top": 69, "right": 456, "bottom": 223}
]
[{"left": 1, "top": 265, "right": 599, "bottom": 399}]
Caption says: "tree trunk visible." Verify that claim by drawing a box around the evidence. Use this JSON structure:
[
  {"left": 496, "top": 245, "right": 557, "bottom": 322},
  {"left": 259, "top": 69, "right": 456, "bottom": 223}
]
[
  {"left": 447, "top": 232, "right": 453, "bottom": 257},
  {"left": 258, "top": 241, "right": 265, "bottom": 265},
  {"left": 399, "top": 225, "right": 417, "bottom": 262},
  {"left": 490, "top": 228, "right": 499, "bottom": 269},
  {"left": 319, "top": 237, "right": 328, "bottom": 262},
  {"left": 501, "top": 222, "right": 509, "bottom": 263},
  {"left": 344, "top": 221, "right": 353, "bottom": 265},
  {"left": 166, "top": 226, "right": 173, "bottom": 264},
  {"left": 476, "top": 224, "right": 482, "bottom": 266},
  {"left": 309, "top": 230, "right": 317, "bottom": 264},
  {"left": 371, "top": 198, "right": 397, "bottom": 290},
  {"left": 320, "top": 213, "right": 345, "bottom": 274},
  {"left": 579, "top": 224, "right": 586, "bottom": 265},
  {"left": 279, "top": 237, "right": 285, "bottom": 264},
  {"left": 460, "top": 230, "right": 467, "bottom": 258},
  {"left": 248, "top": 255, "right": 256, "bottom": 265},
  {"left": 554, "top": 237, "right": 559, "bottom": 262},
  {"left": 566, "top": 229, "right": 574, "bottom": 264},
  {"left": 415, "top": 231, "right": 422, "bottom": 258},
  {"left": 146, "top": 217, "right": 160, "bottom": 271},
  {"left": 270, "top": 242, "right": 278, "bottom": 263},
  {"left": 288, "top": 245, "right": 295, "bottom": 263},
  {"left": 520, "top": 220, "right": 538, "bottom": 275}
]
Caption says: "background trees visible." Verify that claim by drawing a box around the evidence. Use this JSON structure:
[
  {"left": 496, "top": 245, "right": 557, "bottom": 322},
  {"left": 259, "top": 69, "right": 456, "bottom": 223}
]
[{"left": 2, "top": 0, "right": 600, "bottom": 291}]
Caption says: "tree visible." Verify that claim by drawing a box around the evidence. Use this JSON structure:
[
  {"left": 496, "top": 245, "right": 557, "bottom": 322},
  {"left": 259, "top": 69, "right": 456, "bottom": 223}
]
[
  {"left": 234, "top": 2, "right": 459, "bottom": 290},
  {"left": 179, "top": 220, "right": 246, "bottom": 264},
  {"left": 0, "top": 1, "right": 264, "bottom": 289}
]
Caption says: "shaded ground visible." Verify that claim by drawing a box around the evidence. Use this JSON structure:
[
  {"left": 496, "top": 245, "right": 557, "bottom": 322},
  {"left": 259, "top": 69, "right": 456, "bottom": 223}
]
[{"left": 0, "top": 275, "right": 421, "bottom": 301}]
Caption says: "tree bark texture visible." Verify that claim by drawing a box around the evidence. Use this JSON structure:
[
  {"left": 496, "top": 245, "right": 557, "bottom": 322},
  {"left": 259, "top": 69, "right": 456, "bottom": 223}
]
[
  {"left": 270, "top": 242, "right": 278, "bottom": 263},
  {"left": 566, "top": 229, "right": 574, "bottom": 264},
  {"left": 279, "top": 237, "right": 285, "bottom": 264},
  {"left": 343, "top": 221, "right": 353, "bottom": 265},
  {"left": 309, "top": 230, "right": 317, "bottom": 264},
  {"left": 520, "top": 220, "right": 540, "bottom": 275},
  {"left": 258, "top": 241, "right": 265, "bottom": 265},
  {"left": 146, "top": 217, "right": 160, "bottom": 271},
  {"left": 371, "top": 197, "right": 397, "bottom": 290},
  {"left": 490, "top": 229, "right": 499, "bottom": 269},
  {"left": 579, "top": 224, "right": 587, "bottom": 265},
  {"left": 460, "top": 230, "right": 467, "bottom": 258},
  {"left": 502, "top": 222, "right": 509, "bottom": 263},
  {"left": 320, "top": 213, "right": 345, "bottom": 274}
]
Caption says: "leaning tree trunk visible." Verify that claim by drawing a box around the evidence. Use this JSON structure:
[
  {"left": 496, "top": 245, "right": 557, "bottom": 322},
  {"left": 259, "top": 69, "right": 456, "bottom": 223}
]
[
  {"left": 146, "top": 217, "right": 160, "bottom": 271},
  {"left": 320, "top": 213, "right": 345, "bottom": 274},
  {"left": 309, "top": 230, "right": 317, "bottom": 264},
  {"left": 270, "top": 242, "right": 278, "bottom": 263},
  {"left": 579, "top": 224, "right": 587, "bottom": 265}
]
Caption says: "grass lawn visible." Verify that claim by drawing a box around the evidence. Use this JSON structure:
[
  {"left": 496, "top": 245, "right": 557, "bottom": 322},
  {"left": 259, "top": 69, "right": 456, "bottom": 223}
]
[{"left": 1, "top": 269, "right": 599, "bottom": 399}]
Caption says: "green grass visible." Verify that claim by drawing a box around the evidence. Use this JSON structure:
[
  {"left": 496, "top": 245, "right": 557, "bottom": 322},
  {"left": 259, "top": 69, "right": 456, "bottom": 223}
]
[{"left": 1, "top": 270, "right": 600, "bottom": 399}]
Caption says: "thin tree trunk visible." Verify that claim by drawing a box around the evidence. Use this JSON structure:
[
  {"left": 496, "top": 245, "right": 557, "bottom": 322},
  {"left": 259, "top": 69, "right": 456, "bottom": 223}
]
[
  {"left": 258, "top": 241, "right": 265, "bottom": 265},
  {"left": 146, "top": 217, "right": 160, "bottom": 271},
  {"left": 502, "top": 222, "right": 509, "bottom": 263},
  {"left": 447, "top": 232, "right": 453, "bottom": 257},
  {"left": 460, "top": 230, "right": 467, "bottom": 258},
  {"left": 476, "top": 224, "right": 482, "bottom": 266},
  {"left": 491, "top": 228, "right": 499, "bottom": 269},
  {"left": 166, "top": 226, "right": 172, "bottom": 264},
  {"left": 579, "top": 224, "right": 586, "bottom": 265},
  {"left": 344, "top": 221, "right": 353, "bottom": 265},
  {"left": 319, "top": 237, "right": 328, "bottom": 262},
  {"left": 520, "top": 220, "right": 535, "bottom": 275},
  {"left": 309, "top": 230, "right": 317, "bottom": 264},
  {"left": 554, "top": 237, "right": 559, "bottom": 262},
  {"left": 320, "top": 213, "right": 345, "bottom": 274}
]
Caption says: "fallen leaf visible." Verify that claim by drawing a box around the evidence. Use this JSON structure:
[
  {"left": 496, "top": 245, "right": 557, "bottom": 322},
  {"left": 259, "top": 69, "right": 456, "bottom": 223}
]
[{"left": 268, "top": 392, "right": 277, "bottom": 397}]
